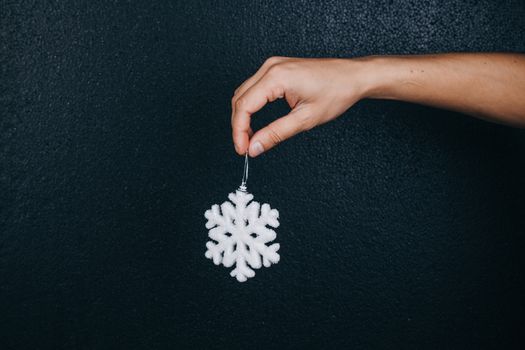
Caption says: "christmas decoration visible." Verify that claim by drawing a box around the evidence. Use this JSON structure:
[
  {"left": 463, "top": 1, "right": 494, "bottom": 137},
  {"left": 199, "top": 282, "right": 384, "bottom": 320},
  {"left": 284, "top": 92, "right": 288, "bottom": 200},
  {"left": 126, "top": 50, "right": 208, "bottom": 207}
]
[{"left": 204, "top": 154, "right": 280, "bottom": 282}]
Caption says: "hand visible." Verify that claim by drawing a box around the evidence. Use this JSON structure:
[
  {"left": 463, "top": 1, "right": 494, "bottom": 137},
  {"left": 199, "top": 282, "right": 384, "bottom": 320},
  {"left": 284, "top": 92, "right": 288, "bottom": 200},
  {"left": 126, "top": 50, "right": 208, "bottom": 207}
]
[
  {"left": 231, "top": 54, "right": 525, "bottom": 158},
  {"left": 231, "top": 57, "right": 370, "bottom": 157}
]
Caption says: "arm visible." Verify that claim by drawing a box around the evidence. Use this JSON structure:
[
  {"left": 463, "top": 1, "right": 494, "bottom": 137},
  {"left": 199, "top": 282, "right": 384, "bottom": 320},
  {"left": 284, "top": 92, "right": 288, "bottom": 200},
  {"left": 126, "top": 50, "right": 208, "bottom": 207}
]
[{"left": 231, "top": 54, "right": 525, "bottom": 157}]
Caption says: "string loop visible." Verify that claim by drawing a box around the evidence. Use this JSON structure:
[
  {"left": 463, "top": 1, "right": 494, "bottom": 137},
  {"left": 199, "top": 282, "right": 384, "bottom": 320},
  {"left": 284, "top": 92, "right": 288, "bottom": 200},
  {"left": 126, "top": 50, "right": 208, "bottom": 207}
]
[{"left": 238, "top": 152, "right": 249, "bottom": 192}]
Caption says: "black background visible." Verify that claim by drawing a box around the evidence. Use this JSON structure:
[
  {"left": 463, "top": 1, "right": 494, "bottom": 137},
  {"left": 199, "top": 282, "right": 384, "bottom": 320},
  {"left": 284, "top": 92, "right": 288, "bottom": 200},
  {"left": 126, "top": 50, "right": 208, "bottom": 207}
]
[{"left": 2, "top": 0, "right": 525, "bottom": 349}]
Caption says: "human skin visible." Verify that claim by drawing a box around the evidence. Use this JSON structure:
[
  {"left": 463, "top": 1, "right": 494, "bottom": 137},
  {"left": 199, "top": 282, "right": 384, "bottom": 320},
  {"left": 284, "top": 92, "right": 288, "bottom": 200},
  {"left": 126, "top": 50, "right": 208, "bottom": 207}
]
[{"left": 231, "top": 54, "right": 525, "bottom": 157}]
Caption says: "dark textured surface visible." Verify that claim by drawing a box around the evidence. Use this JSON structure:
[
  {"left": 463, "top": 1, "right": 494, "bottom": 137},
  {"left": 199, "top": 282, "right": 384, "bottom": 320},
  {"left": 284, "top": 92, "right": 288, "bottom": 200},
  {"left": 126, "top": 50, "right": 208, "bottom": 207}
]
[{"left": 1, "top": 0, "right": 525, "bottom": 348}]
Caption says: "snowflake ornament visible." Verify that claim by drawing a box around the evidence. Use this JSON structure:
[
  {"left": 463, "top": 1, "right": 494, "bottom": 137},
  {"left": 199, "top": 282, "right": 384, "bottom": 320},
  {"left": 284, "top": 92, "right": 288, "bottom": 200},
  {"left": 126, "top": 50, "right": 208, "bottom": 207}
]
[{"left": 204, "top": 155, "right": 280, "bottom": 282}]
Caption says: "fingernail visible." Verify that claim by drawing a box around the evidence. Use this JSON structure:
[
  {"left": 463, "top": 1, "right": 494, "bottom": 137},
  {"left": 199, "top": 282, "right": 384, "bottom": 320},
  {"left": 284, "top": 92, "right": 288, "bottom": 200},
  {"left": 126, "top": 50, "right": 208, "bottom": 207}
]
[{"left": 249, "top": 141, "right": 264, "bottom": 157}]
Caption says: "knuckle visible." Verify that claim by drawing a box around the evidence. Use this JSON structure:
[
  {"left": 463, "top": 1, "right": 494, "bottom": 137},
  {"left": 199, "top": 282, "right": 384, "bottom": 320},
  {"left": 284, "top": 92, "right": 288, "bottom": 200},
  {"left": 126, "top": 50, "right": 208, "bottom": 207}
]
[
  {"left": 267, "top": 61, "right": 296, "bottom": 80},
  {"left": 264, "top": 56, "right": 281, "bottom": 66},
  {"left": 269, "top": 86, "right": 285, "bottom": 101},
  {"left": 235, "top": 98, "right": 246, "bottom": 110},
  {"left": 266, "top": 64, "right": 284, "bottom": 79},
  {"left": 267, "top": 126, "right": 283, "bottom": 145}
]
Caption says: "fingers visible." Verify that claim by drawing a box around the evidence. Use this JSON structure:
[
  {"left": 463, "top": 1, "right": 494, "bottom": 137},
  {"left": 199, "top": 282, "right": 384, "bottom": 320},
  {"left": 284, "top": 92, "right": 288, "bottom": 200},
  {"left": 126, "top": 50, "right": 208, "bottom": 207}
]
[
  {"left": 233, "top": 57, "right": 286, "bottom": 98},
  {"left": 248, "top": 107, "right": 312, "bottom": 157},
  {"left": 231, "top": 57, "right": 287, "bottom": 154},
  {"left": 231, "top": 71, "right": 285, "bottom": 154}
]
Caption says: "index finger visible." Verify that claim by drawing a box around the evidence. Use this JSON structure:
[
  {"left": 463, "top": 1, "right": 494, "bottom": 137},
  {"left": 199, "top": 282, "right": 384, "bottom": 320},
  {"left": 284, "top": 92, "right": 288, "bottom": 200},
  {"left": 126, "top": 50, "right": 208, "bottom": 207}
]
[{"left": 231, "top": 74, "right": 284, "bottom": 155}]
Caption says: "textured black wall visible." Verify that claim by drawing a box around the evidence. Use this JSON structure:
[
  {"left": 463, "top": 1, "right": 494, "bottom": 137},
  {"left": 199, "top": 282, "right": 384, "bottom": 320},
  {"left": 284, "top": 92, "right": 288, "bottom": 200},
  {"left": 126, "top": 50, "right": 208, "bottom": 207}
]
[{"left": 1, "top": 0, "right": 525, "bottom": 349}]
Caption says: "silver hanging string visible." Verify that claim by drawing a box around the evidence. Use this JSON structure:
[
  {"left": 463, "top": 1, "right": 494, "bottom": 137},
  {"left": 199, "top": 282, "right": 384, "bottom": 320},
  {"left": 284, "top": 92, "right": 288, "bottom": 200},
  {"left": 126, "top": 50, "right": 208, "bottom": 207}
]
[{"left": 238, "top": 152, "right": 249, "bottom": 192}]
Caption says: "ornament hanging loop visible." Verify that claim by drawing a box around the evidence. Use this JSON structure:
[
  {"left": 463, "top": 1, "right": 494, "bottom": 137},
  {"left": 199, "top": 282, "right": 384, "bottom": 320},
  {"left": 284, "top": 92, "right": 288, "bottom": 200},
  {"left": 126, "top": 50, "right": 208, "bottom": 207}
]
[{"left": 238, "top": 152, "right": 249, "bottom": 192}]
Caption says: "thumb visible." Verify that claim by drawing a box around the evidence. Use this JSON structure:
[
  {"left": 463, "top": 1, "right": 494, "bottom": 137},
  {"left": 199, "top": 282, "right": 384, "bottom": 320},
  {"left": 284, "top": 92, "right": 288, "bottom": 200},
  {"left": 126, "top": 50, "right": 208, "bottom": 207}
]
[{"left": 248, "top": 108, "right": 312, "bottom": 157}]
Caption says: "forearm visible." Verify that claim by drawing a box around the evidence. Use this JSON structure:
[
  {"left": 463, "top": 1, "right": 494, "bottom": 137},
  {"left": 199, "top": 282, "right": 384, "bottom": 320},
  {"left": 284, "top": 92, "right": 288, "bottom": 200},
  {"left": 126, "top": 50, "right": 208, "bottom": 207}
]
[{"left": 355, "top": 53, "right": 525, "bottom": 127}]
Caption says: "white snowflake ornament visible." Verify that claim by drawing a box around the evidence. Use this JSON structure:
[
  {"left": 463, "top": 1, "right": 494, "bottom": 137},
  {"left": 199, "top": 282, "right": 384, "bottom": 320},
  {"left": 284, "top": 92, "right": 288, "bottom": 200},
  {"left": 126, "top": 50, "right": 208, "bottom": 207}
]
[{"left": 204, "top": 155, "right": 280, "bottom": 282}]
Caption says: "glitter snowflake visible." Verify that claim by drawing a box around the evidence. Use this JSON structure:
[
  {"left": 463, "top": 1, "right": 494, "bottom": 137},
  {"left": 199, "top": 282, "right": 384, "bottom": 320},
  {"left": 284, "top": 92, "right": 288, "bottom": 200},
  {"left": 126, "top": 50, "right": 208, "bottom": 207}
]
[{"left": 204, "top": 190, "right": 280, "bottom": 282}]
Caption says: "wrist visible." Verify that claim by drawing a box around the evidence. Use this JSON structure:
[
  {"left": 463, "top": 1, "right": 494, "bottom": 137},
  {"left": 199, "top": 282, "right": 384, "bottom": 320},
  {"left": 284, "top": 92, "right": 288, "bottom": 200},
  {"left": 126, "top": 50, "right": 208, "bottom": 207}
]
[{"left": 351, "top": 55, "right": 406, "bottom": 100}]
